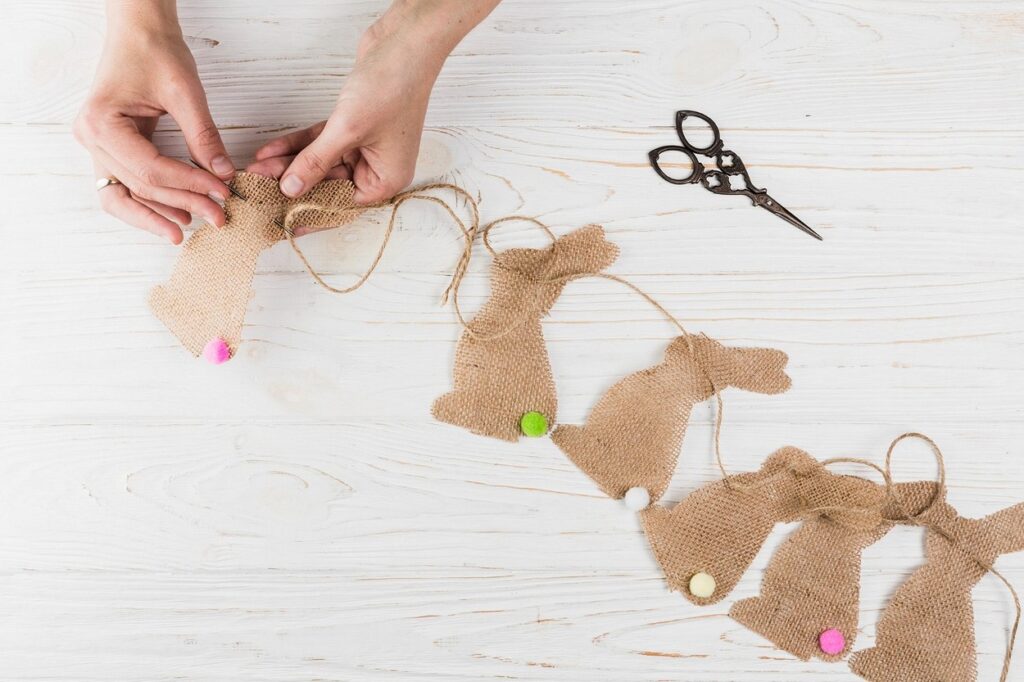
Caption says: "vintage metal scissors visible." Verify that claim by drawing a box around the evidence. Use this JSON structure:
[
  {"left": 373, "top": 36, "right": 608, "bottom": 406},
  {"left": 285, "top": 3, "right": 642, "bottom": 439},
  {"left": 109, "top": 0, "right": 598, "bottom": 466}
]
[{"left": 648, "top": 110, "right": 822, "bottom": 241}]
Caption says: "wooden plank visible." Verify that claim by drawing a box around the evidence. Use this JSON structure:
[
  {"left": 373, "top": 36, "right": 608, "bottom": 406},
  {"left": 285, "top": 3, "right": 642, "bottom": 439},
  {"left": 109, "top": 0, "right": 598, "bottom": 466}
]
[{"left": 5, "top": 1, "right": 1024, "bottom": 128}]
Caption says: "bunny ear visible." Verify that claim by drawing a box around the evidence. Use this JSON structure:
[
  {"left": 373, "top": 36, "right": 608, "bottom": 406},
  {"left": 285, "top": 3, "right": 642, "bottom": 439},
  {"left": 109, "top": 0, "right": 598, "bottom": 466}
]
[
  {"left": 678, "top": 337, "right": 791, "bottom": 395},
  {"left": 984, "top": 501, "right": 1024, "bottom": 555},
  {"left": 723, "top": 346, "right": 792, "bottom": 395}
]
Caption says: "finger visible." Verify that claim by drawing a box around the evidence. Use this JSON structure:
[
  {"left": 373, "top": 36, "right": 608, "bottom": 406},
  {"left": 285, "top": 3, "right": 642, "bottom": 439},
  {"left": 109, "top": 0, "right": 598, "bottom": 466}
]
[
  {"left": 168, "top": 87, "right": 235, "bottom": 181},
  {"left": 246, "top": 155, "right": 293, "bottom": 179},
  {"left": 247, "top": 154, "right": 352, "bottom": 181},
  {"left": 137, "top": 184, "right": 226, "bottom": 227},
  {"left": 94, "top": 159, "right": 187, "bottom": 235},
  {"left": 96, "top": 115, "right": 230, "bottom": 198},
  {"left": 92, "top": 144, "right": 227, "bottom": 227},
  {"left": 98, "top": 183, "right": 184, "bottom": 244},
  {"left": 249, "top": 154, "right": 351, "bottom": 238},
  {"left": 325, "top": 164, "right": 354, "bottom": 181},
  {"left": 279, "top": 119, "right": 356, "bottom": 198},
  {"left": 254, "top": 122, "right": 326, "bottom": 161},
  {"left": 137, "top": 198, "right": 193, "bottom": 226}
]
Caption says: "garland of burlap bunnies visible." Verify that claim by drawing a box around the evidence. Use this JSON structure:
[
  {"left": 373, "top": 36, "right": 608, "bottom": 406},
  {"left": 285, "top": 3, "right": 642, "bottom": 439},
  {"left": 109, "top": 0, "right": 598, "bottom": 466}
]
[
  {"left": 147, "top": 176, "right": 1021, "bottom": 681},
  {"left": 431, "top": 216, "right": 1023, "bottom": 682}
]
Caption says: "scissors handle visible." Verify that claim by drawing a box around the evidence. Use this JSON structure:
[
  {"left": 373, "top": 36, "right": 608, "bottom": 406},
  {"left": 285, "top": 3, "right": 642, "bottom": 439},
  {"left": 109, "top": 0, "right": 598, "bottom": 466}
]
[
  {"left": 675, "top": 110, "right": 724, "bottom": 156},
  {"left": 699, "top": 149, "right": 766, "bottom": 196},
  {"left": 648, "top": 146, "right": 705, "bottom": 185},
  {"left": 714, "top": 149, "right": 751, "bottom": 178},
  {"left": 648, "top": 110, "right": 726, "bottom": 185}
]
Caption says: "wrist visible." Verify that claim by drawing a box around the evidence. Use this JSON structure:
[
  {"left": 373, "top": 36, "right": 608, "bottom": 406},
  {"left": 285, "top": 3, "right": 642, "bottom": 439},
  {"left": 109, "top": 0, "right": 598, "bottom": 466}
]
[
  {"left": 361, "top": 0, "right": 499, "bottom": 66},
  {"left": 106, "top": 0, "right": 183, "bottom": 41}
]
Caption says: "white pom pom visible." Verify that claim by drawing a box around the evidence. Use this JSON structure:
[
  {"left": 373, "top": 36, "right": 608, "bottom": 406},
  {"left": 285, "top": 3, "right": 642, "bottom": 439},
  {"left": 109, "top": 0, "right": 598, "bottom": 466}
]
[{"left": 623, "top": 486, "right": 651, "bottom": 511}]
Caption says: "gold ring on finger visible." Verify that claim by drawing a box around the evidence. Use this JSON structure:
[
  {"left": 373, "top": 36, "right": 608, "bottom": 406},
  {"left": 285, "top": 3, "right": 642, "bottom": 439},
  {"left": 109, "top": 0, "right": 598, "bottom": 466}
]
[{"left": 95, "top": 177, "right": 122, "bottom": 192}]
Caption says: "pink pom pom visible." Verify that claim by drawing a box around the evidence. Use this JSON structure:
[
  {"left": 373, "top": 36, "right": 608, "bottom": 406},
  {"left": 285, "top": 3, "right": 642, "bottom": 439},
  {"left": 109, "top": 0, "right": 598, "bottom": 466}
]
[
  {"left": 819, "top": 628, "right": 845, "bottom": 655},
  {"left": 202, "top": 337, "right": 232, "bottom": 364}
]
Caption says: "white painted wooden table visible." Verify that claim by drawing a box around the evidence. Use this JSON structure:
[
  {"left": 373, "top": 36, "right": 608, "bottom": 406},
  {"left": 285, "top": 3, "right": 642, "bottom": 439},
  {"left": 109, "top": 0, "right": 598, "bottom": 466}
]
[{"left": 3, "top": 1, "right": 1023, "bottom": 679}]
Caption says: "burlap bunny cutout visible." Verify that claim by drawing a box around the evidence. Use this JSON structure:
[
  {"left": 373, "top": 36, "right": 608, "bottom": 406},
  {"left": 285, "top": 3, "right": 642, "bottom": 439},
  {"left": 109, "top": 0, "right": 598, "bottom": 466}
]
[
  {"left": 850, "top": 498, "right": 1024, "bottom": 681},
  {"left": 552, "top": 334, "right": 791, "bottom": 502},
  {"left": 729, "top": 480, "right": 941, "bottom": 661},
  {"left": 150, "top": 173, "right": 478, "bottom": 361},
  {"left": 640, "top": 447, "right": 885, "bottom": 605},
  {"left": 432, "top": 224, "right": 619, "bottom": 441},
  {"left": 149, "top": 172, "right": 363, "bottom": 357}
]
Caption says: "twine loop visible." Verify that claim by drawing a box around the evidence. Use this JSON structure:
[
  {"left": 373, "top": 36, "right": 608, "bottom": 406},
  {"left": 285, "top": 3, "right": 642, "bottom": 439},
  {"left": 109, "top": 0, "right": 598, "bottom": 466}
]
[{"left": 280, "top": 182, "right": 480, "bottom": 302}]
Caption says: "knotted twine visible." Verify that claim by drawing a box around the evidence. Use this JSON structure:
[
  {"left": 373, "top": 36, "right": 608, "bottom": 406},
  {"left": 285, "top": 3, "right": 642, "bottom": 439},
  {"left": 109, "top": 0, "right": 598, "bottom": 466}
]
[{"left": 282, "top": 182, "right": 480, "bottom": 302}]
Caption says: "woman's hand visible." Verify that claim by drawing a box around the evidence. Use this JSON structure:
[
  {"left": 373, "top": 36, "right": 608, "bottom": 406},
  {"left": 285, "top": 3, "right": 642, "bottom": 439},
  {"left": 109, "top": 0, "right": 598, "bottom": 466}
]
[
  {"left": 249, "top": 0, "right": 501, "bottom": 226},
  {"left": 74, "top": 0, "right": 233, "bottom": 244}
]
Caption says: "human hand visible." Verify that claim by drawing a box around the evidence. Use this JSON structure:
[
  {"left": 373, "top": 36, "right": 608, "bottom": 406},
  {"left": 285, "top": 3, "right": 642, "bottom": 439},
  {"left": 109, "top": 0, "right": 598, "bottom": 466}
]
[
  {"left": 74, "top": 1, "right": 233, "bottom": 244},
  {"left": 249, "top": 0, "right": 502, "bottom": 230}
]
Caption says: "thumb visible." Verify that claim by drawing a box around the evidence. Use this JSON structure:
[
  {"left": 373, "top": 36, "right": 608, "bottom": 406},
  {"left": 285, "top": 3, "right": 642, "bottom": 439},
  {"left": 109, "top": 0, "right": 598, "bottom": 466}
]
[
  {"left": 169, "top": 85, "right": 234, "bottom": 181},
  {"left": 279, "top": 118, "right": 355, "bottom": 198}
]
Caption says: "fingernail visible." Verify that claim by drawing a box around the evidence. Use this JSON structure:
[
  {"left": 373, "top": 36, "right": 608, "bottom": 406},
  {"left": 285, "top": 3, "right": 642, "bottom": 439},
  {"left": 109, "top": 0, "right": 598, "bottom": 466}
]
[
  {"left": 280, "top": 175, "right": 304, "bottom": 197},
  {"left": 211, "top": 155, "right": 234, "bottom": 176},
  {"left": 210, "top": 190, "right": 227, "bottom": 203},
  {"left": 205, "top": 214, "right": 222, "bottom": 228}
]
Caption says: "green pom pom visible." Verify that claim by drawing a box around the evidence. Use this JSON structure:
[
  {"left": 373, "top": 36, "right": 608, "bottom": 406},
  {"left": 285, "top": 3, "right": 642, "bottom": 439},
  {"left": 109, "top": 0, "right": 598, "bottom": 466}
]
[{"left": 520, "top": 411, "right": 549, "bottom": 437}]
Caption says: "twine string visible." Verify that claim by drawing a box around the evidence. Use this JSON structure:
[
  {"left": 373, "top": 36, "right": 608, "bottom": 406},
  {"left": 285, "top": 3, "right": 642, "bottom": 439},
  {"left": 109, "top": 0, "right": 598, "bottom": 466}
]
[
  {"left": 275, "top": 204, "right": 721, "bottom": 431},
  {"left": 279, "top": 183, "right": 480, "bottom": 300}
]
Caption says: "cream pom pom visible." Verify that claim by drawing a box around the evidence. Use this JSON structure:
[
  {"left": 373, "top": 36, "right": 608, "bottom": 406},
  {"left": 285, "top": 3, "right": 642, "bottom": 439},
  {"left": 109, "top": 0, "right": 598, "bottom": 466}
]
[{"left": 623, "top": 486, "right": 651, "bottom": 511}]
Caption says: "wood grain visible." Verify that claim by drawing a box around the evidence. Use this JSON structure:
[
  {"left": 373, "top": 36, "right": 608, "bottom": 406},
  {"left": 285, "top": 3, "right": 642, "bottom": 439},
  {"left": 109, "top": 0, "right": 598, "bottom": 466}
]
[{"left": 2, "top": 0, "right": 1022, "bottom": 679}]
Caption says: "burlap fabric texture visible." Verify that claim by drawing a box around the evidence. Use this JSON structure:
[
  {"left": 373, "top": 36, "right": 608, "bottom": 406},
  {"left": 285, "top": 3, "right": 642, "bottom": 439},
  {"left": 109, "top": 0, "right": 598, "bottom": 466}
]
[
  {"left": 432, "top": 224, "right": 619, "bottom": 442},
  {"left": 148, "top": 172, "right": 363, "bottom": 356},
  {"left": 552, "top": 334, "right": 790, "bottom": 502}
]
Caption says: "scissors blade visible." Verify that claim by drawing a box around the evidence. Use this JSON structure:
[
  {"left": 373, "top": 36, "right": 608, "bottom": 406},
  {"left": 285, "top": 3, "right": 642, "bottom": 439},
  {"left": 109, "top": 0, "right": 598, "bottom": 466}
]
[{"left": 756, "top": 192, "right": 823, "bottom": 241}]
